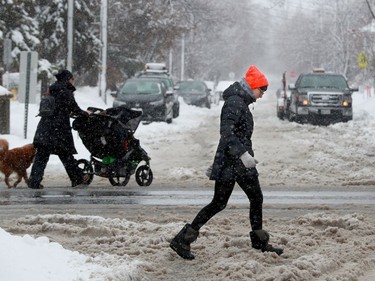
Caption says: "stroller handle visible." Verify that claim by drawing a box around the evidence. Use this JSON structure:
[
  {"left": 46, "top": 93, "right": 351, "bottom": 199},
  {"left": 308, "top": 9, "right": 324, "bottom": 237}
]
[
  {"left": 87, "top": 107, "right": 105, "bottom": 114},
  {"left": 70, "top": 111, "right": 89, "bottom": 119}
]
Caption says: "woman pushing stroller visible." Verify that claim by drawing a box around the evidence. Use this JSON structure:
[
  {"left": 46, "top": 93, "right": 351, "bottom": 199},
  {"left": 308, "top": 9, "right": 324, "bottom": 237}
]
[{"left": 28, "top": 70, "right": 90, "bottom": 189}]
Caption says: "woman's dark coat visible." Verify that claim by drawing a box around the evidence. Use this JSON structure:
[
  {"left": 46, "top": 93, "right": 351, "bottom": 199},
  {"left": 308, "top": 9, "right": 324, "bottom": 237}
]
[
  {"left": 210, "top": 82, "right": 256, "bottom": 181},
  {"left": 33, "top": 81, "right": 84, "bottom": 154}
]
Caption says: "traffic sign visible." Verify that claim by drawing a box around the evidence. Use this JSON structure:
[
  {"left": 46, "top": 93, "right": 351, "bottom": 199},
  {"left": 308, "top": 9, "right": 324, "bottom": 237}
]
[{"left": 358, "top": 52, "right": 368, "bottom": 68}]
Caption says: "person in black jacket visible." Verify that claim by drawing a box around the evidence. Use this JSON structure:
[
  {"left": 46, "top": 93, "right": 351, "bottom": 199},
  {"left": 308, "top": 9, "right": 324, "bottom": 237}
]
[
  {"left": 28, "top": 70, "right": 89, "bottom": 189},
  {"left": 170, "top": 65, "right": 283, "bottom": 259}
]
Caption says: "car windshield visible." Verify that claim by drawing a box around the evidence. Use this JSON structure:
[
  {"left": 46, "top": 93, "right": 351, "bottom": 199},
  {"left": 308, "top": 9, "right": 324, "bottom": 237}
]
[
  {"left": 120, "top": 81, "right": 161, "bottom": 95},
  {"left": 139, "top": 74, "right": 173, "bottom": 89},
  {"left": 299, "top": 75, "right": 348, "bottom": 90},
  {"left": 177, "top": 81, "right": 205, "bottom": 92}
]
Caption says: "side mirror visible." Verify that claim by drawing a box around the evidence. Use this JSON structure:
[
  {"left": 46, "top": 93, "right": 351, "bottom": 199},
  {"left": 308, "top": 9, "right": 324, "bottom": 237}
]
[
  {"left": 350, "top": 86, "right": 359, "bottom": 92},
  {"left": 165, "top": 90, "right": 174, "bottom": 96},
  {"left": 174, "top": 85, "right": 180, "bottom": 90},
  {"left": 110, "top": 91, "right": 118, "bottom": 97},
  {"left": 288, "top": 83, "right": 296, "bottom": 90}
]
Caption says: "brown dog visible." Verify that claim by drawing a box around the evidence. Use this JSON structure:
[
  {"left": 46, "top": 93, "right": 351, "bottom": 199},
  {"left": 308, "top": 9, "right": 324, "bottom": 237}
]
[{"left": 0, "top": 139, "right": 36, "bottom": 188}]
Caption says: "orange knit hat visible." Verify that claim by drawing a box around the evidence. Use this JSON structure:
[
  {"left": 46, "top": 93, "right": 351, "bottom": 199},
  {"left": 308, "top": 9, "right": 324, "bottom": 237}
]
[{"left": 244, "top": 65, "right": 268, "bottom": 90}]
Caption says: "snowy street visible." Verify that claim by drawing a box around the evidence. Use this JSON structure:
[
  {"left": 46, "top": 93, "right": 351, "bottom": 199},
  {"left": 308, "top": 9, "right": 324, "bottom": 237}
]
[
  {"left": 2, "top": 1, "right": 375, "bottom": 279},
  {"left": 1, "top": 85, "right": 375, "bottom": 280}
]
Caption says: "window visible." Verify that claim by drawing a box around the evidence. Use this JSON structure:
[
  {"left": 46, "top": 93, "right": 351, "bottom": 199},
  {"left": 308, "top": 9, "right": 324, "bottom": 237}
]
[
  {"left": 299, "top": 75, "right": 348, "bottom": 90},
  {"left": 121, "top": 81, "right": 161, "bottom": 95},
  {"left": 177, "top": 81, "right": 205, "bottom": 92}
]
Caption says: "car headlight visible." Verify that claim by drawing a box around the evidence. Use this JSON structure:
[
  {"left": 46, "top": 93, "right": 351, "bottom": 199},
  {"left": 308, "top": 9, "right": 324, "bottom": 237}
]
[
  {"left": 150, "top": 99, "right": 164, "bottom": 106},
  {"left": 296, "top": 94, "right": 309, "bottom": 106},
  {"left": 342, "top": 95, "right": 352, "bottom": 107},
  {"left": 113, "top": 100, "right": 127, "bottom": 107}
]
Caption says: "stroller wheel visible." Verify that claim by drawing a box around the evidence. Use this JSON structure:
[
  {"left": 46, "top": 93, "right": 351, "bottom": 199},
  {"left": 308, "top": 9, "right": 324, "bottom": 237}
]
[
  {"left": 77, "top": 159, "right": 94, "bottom": 186},
  {"left": 109, "top": 174, "right": 130, "bottom": 186},
  {"left": 135, "top": 165, "right": 153, "bottom": 186}
]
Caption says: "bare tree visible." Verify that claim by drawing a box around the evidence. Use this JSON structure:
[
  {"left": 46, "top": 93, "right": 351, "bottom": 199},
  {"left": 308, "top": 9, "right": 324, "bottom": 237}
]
[{"left": 274, "top": 0, "right": 371, "bottom": 81}]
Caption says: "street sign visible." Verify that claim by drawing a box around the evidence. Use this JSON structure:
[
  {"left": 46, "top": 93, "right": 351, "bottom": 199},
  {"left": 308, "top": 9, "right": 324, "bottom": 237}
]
[
  {"left": 358, "top": 52, "right": 368, "bottom": 68},
  {"left": 19, "top": 51, "right": 38, "bottom": 139},
  {"left": 19, "top": 51, "right": 38, "bottom": 104}
]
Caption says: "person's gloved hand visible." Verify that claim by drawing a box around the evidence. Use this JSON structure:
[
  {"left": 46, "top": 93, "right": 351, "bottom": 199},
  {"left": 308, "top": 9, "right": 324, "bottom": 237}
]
[{"left": 240, "top": 152, "right": 256, "bottom": 168}]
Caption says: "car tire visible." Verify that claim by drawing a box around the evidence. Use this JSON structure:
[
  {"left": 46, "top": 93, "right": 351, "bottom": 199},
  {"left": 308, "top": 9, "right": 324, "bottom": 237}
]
[
  {"left": 206, "top": 100, "right": 211, "bottom": 109},
  {"left": 173, "top": 103, "right": 180, "bottom": 118},
  {"left": 276, "top": 106, "right": 284, "bottom": 120},
  {"left": 288, "top": 112, "right": 295, "bottom": 122}
]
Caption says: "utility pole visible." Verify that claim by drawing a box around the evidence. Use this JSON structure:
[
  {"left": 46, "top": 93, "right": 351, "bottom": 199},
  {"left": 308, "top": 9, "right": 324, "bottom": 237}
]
[
  {"left": 169, "top": 49, "right": 173, "bottom": 76},
  {"left": 67, "top": 0, "right": 74, "bottom": 71},
  {"left": 169, "top": 0, "right": 173, "bottom": 75},
  {"left": 98, "top": 0, "right": 107, "bottom": 104},
  {"left": 181, "top": 33, "right": 185, "bottom": 80},
  {"left": 3, "top": 38, "right": 12, "bottom": 90}
]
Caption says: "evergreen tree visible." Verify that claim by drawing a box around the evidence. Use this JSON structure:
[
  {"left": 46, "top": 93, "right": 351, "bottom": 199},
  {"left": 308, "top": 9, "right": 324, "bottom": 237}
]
[
  {"left": 35, "top": 0, "right": 101, "bottom": 84},
  {"left": 0, "top": 0, "right": 100, "bottom": 84},
  {"left": 0, "top": 0, "right": 40, "bottom": 71}
]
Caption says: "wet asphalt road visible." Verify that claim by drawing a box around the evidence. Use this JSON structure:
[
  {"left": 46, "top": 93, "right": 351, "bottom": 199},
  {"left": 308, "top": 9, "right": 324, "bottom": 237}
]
[{"left": 1, "top": 185, "right": 375, "bottom": 206}]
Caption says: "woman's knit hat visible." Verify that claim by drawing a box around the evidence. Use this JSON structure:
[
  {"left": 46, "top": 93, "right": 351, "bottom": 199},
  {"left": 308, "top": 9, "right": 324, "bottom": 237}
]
[
  {"left": 55, "top": 69, "right": 74, "bottom": 81},
  {"left": 244, "top": 65, "right": 268, "bottom": 91}
]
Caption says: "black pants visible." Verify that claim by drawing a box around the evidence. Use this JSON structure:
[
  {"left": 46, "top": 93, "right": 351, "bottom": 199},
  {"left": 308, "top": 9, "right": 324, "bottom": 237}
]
[
  {"left": 29, "top": 147, "right": 83, "bottom": 188},
  {"left": 191, "top": 172, "right": 263, "bottom": 231}
]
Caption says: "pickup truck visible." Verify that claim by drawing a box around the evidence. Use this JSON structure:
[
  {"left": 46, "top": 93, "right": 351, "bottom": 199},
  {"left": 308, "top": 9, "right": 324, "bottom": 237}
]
[{"left": 287, "top": 70, "right": 358, "bottom": 125}]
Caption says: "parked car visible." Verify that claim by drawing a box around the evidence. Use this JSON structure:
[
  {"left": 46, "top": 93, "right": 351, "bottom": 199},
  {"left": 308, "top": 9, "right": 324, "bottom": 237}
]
[
  {"left": 204, "top": 81, "right": 218, "bottom": 105},
  {"left": 174, "top": 80, "right": 211, "bottom": 109},
  {"left": 276, "top": 71, "right": 297, "bottom": 120},
  {"left": 215, "top": 81, "right": 235, "bottom": 101},
  {"left": 288, "top": 69, "right": 358, "bottom": 125},
  {"left": 136, "top": 63, "right": 180, "bottom": 118},
  {"left": 112, "top": 78, "right": 174, "bottom": 123},
  {"left": 276, "top": 88, "right": 285, "bottom": 119},
  {"left": 276, "top": 88, "right": 292, "bottom": 120}
]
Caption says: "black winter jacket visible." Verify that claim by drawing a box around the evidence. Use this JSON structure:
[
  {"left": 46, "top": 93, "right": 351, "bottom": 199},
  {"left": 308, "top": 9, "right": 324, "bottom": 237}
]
[
  {"left": 33, "top": 81, "right": 85, "bottom": 154},
  {"left": 210, "top": 82, "right": 256, "bottom": 181}
]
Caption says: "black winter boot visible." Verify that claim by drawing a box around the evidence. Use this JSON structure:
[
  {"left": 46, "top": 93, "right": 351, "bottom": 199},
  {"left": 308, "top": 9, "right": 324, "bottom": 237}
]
[
  {"left": 28, "top": 176, "right": 44, "bottom": 189},
  {"left": 170, "top": 224, "right": 199, "bottom": 260},
  {"left": 250, "top": 230, "right": 283, "bottom": 256}
]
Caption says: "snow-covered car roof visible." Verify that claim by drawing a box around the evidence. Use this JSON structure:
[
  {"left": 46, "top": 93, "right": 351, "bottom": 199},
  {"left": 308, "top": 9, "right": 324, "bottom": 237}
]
[{"left": 145, "top": 63, "right": 168, "bottom": 73}]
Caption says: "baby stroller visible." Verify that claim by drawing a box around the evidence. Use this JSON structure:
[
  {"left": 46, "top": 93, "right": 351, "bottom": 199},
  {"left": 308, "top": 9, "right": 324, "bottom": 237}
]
[{"left": 72, "top": 106, "right": 153, "bottom": 187}]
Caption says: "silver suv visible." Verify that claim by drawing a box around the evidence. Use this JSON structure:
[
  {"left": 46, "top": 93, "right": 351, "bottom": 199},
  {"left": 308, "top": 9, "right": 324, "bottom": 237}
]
[{"left": 288, "top": 70, "right": 358, "bottom": 125}]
